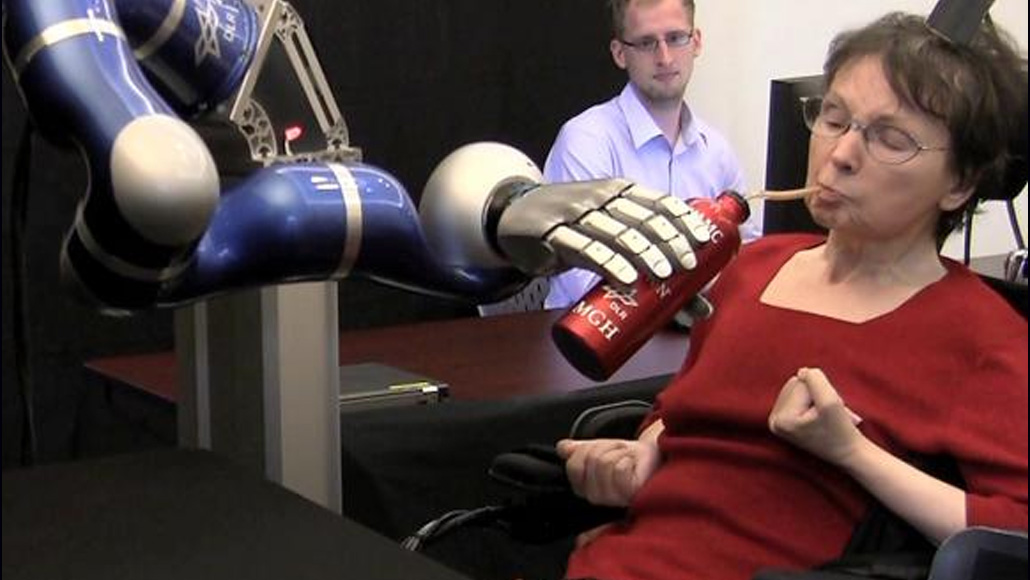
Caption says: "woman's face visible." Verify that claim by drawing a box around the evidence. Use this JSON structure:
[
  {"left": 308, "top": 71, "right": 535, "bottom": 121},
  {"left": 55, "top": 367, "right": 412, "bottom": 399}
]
[{"left": 804, "top": 56, "right": 973, "bottom": 244}]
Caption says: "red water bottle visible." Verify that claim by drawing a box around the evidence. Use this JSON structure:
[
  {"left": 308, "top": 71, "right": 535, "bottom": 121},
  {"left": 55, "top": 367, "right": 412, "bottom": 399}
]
[{"left": 551, "top": 191, "right": 750, "bottom": 381}]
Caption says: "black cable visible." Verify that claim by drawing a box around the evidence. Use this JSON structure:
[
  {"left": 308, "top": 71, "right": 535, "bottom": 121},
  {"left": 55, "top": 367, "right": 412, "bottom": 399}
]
[
  {"left": 1005, "top": 198, "right": 1026, "bottom": 250},
  {"left": 10, "top": 121, "right": 38, "bottom": 466},
  {"left": 401, "top": 505, "right": 507, "bottom": 552},
  {"left": 962, "top": 207, "right": 974, "bottom": 266}
]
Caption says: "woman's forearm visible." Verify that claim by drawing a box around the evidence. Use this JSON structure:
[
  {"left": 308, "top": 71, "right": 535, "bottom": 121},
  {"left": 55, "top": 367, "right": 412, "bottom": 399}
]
[{"left": 842, "top": 438, "right": 966, "bottom": 545}]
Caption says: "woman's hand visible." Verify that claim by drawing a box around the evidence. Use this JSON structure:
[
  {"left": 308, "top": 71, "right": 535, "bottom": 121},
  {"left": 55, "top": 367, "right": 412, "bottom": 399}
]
[
  {"left": 768, "top": 367, "right": 865, "bottom": 467},
  {"left": 556, "top": 437, "right": 661, "bottom": 507}
]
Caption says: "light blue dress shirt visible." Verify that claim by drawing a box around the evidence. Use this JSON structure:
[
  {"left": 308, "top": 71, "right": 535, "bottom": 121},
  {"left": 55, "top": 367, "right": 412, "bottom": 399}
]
[{"left": 543, "top": 83, "right": 757, "bottom": 308}]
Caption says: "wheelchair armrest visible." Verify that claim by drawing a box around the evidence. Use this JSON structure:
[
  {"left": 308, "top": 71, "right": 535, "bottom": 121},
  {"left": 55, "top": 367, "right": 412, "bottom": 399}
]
[
  {"left": 928, "top": 527, "right": 1028, "bottom": 580},
  {"left": 569, "top": 399, "right": 653, "bottom": 439},
  {"left": 490, "top": 443, "right": 570, "bottom": 495},
  {"left": 488, "top": 399, "right": 653, "bottom": 491},
  {"left": 488, "top": 443, "right": 625, "bottom": 543},
  {"left": 485, "top": 400, "right": 653, "bottom": 543}
]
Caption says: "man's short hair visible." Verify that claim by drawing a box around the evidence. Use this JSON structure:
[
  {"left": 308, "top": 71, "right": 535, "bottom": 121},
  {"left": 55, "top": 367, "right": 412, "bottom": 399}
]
[{"left": 608, "top": 0, "right": 696, "bottom": 39}]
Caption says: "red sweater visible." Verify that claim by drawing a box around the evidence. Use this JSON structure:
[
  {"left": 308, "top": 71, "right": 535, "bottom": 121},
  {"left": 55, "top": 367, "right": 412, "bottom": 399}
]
[{"left": 565, "top": 234, "right": 1028, "bottom": 580}]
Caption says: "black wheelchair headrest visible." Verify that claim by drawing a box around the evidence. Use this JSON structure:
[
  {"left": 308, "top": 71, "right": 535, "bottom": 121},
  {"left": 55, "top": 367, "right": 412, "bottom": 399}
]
[
  {"left": 927, "top": 1, "right": 1027, "bottom": 202},
  {"left": 972, "top": 59, "right": 1028, "bottom": 202},
  {"left": 983, "top": 98, "right": 1028, "bottom": 201}
]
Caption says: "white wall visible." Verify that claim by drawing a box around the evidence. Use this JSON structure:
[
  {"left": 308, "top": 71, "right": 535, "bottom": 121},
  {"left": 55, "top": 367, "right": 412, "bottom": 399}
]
[{"left": 688, "top": 0, "right": 1028, "bottom": 259}]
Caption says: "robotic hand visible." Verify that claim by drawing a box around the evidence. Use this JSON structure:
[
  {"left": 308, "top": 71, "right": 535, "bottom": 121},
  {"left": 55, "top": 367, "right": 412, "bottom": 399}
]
[
  {"left": 422, "top": 145, "right": 714, "bottom": 284},
  {"left": 2, "top": 0, "right": 713, "bottom": 314},
  {"left": 497, "top": 179, "right": 712, "bottom": 284}
]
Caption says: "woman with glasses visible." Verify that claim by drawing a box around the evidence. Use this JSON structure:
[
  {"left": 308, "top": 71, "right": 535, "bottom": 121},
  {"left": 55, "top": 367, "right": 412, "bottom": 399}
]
[
  {"left": 543, "top": 0, "right": 758, "bottom": 309},
  {"left": 556, "top": 12, "right": 1027, "bottom": 580}
]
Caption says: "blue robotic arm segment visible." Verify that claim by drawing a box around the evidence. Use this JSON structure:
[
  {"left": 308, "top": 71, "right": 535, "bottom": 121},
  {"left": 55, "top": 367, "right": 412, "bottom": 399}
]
[
  {"left": 159, "top": 162, "right": 354, "bottom": 304},
  {"left": 114, "top": 0, "right": 259, "bottom": 115},
  {"left": 4, "top": 0, "right": 220, "bottom": 312},
  {"left": 5, "top": 0, "right": 171, "bottom": 144},
  {"left": 162, "top": 160, "right": 527, "bottom": 305}
]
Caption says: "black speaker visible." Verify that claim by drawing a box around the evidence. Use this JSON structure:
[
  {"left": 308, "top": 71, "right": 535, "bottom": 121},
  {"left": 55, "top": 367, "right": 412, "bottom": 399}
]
[{"left": 763, "top": 75, "right": 825, "bottom": 235}]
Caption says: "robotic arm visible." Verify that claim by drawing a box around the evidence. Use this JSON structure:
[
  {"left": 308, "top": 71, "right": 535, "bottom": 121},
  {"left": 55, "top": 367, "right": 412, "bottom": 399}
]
[{"left": 3, "top": 0, "right": 710, "bottom": 314}]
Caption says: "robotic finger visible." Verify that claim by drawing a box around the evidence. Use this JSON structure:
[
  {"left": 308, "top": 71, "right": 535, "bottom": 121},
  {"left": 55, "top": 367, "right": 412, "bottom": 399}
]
[
  {"left": 545, "top": 226, "right": 638, "bottom": 286},
  {"left": 618, "top": 185, "right": 713, "bottom": 243},
  {"left": 547, "top": 210, "right": 670, "bottom": 285},
  {"left": 598, "top": 193, "right": 700, "bottom": 271}
]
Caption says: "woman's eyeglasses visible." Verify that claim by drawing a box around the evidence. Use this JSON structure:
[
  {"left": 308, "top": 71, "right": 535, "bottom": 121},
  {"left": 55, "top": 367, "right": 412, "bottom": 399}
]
[{"left": 801, "top": 96, "right": 948, "bottom": 165}]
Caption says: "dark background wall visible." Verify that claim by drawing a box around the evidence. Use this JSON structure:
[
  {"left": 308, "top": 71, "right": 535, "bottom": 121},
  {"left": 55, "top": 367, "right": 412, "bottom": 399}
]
[{"left": 1, "top": 0, "right": 623, "bottom": 468}]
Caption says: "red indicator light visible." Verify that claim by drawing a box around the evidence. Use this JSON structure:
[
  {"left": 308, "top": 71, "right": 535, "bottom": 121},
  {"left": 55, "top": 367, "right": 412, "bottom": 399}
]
[{"left": 284, "top": 125, "right": 303, "bottom": 142}]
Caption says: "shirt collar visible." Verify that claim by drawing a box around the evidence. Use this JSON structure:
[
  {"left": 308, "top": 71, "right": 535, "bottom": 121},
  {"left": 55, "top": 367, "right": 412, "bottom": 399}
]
[{"left": 618, "top": 83, "right": 705, "bottom": 150}]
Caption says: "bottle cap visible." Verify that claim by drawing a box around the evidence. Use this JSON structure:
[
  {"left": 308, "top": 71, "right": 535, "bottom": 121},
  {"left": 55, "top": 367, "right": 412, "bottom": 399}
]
[{"left": 716, "top": 191, "right": 750, "bottom": 224}]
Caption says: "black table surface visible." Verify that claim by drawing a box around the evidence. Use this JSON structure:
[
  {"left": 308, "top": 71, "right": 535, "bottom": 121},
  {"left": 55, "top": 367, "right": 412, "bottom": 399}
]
[{"left": 2, "top": 449, "right": 470, "bottom": 580}]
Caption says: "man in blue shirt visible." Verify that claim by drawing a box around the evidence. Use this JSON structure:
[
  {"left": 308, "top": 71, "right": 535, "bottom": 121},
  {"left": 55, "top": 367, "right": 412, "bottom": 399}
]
[{"left": 544, "top": 0, "right": 758, "bottom": 308}]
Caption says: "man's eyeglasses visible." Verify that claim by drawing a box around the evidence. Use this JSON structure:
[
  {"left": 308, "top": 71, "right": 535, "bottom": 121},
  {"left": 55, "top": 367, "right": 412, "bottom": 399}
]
[
  {"left": 801, "top": 96, "right": 948, "bottom": 165},
  {"left": 618, "top": 30, "right": 694, "bottom": 53}
]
